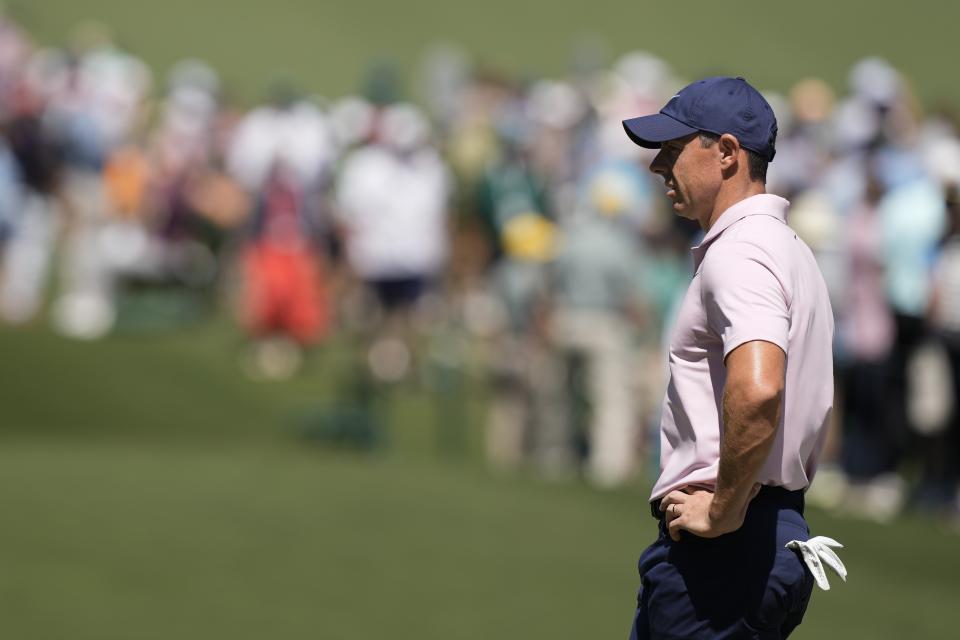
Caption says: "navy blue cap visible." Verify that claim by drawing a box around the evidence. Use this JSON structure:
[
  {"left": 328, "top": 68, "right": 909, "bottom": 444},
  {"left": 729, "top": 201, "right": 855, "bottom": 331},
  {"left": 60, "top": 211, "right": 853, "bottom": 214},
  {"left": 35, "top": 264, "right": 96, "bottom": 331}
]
[{"left": 622, "top": 76, "right": 777, "bottom": 162}]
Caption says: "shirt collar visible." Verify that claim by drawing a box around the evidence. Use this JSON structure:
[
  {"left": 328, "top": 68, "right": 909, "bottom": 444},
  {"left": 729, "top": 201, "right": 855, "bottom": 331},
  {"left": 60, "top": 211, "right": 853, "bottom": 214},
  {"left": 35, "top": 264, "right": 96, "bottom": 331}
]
[{"left": 691, "top": 193, "right": 790, "bottom": 269}]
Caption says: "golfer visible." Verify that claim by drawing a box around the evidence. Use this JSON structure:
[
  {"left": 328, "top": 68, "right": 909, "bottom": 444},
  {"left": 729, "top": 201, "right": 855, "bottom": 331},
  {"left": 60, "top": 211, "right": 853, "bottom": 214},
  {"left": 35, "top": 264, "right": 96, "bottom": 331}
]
[{"left": 622, "top": 77, "right": 835, "bottom": 638}]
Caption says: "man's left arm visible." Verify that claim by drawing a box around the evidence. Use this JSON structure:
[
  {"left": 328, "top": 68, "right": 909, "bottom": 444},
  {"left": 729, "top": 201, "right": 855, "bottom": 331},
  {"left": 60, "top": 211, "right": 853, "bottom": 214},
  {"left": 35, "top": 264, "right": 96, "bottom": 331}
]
[{"left": 660, "top": 239, "right": 788, "bottom": 541}]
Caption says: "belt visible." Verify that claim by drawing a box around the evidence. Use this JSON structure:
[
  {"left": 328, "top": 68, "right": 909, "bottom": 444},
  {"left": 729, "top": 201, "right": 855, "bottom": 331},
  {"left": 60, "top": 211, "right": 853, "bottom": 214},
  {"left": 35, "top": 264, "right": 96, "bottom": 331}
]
[{"left": 649, "top": 485, "right": 805, "bottom": 520}]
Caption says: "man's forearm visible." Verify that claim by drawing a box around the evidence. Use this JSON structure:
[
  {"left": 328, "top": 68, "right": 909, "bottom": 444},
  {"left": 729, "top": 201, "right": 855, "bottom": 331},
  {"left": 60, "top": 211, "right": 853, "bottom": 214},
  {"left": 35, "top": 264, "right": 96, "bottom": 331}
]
[
  {"left": 660, "top": 341, "right": 786, "bottom": 540},
  {"left": 709, "top": 384, "right": 782, "bottom": 525}
]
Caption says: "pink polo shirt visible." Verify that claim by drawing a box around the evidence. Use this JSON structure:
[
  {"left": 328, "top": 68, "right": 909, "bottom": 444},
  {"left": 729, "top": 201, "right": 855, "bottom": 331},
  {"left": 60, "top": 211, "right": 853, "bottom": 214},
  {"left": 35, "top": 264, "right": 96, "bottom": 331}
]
[{"left": 651, "top": 194, "right": 834, "bottom": 501}]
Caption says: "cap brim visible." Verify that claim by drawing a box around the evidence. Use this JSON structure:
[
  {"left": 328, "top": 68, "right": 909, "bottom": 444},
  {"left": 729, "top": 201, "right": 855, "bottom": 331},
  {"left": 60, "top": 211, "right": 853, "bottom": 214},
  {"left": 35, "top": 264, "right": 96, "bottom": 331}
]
[{"left": 622, "top": 113, "right": 698, "bottom": 149}]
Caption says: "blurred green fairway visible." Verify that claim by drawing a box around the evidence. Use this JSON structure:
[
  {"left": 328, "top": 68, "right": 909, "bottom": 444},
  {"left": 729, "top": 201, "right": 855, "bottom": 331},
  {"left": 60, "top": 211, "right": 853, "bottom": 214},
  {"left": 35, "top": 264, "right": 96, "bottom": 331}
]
[
  {"left": 1, "top": 322, "right": 958, "bottom": 639},
  {"left": 10, "top": 0, "right": 960, "bottom": 105}
]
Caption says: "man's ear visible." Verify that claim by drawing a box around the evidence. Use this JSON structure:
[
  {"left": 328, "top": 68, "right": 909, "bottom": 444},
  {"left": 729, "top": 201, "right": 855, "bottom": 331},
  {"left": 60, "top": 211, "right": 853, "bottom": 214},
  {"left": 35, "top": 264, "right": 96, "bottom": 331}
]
[{"left": 718, "top": 134, "right": 741, "bottom": 171}]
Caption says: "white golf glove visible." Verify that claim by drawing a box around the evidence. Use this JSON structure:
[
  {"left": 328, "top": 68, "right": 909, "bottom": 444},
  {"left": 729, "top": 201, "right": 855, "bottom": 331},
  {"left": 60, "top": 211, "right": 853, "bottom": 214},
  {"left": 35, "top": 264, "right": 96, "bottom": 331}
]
[{"left": 785, "top": 536, "right": 848, "bottom": 591}]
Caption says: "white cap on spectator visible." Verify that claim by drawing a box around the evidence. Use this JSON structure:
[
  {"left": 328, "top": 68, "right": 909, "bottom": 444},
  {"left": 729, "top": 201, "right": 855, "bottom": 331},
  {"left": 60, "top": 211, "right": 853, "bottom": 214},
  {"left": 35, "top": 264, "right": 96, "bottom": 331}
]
[
  {"left": 849, "top": 57, "right": 901, "bottom": 107},
  {"left": 380, "top": 103, "right": 431, "bottom": 152}
]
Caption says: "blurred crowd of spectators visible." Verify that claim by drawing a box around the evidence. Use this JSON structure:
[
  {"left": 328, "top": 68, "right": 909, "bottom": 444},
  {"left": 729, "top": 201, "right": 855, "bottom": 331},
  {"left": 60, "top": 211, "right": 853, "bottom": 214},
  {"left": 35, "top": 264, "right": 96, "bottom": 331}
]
[{"left": 2, "top": 14, "right": 960, "bottom": 524}]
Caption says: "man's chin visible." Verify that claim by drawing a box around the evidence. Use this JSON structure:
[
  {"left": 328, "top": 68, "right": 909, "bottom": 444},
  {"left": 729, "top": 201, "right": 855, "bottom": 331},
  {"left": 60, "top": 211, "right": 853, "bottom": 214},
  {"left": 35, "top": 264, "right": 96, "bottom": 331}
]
[{"left": 672, "top": 202, "right": 695, "bottom": 219}]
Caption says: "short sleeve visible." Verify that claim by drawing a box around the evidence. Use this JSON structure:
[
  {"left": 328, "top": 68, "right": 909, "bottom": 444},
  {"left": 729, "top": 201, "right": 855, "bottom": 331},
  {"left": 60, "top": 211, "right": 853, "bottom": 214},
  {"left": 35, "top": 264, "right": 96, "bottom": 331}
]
[{"left": 700, "top": 240, "right": 789, "bottom": 358}]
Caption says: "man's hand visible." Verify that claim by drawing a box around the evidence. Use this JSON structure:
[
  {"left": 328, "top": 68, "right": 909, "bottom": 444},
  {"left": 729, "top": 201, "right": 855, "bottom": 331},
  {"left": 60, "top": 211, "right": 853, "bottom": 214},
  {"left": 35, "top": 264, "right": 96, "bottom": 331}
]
[{"left": 660, "top": 484, "right": 761, "bottom": 542}]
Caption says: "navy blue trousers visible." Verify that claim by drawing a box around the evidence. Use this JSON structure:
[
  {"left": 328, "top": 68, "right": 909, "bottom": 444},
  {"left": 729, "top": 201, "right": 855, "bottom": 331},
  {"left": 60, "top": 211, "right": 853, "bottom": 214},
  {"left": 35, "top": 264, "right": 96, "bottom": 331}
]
[{"left": 628, "top": 487, "right": 814, "bottom": 639}]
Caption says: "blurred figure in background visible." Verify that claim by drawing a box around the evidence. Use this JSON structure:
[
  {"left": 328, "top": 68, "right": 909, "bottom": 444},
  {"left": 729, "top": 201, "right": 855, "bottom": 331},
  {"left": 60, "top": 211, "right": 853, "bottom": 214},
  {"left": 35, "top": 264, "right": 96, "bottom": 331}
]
[
  {"left": 929, "top": 183, "right": 960, "bottom": 520},
  {"left": 0, "top": 10, "right": 27, "bottom": 252},
  {"left": 524, "top": 78, "right": 588, "bottom": 219},
  {"left": 138, "top": 60, "right": 242, "bottom": 320},
  {"left": 548, "top": 162, "right": 650, "bottom": 487},
  {"left": 0, "top": 128, "right": 20, "bottom": 247},
  {"left": 766, "top": 78, "right": 834, "bottom": 201},
  {"left": 876, "top": 139, "right": 947, "bottom": 514},
  {"left": 478, "top": 106, "right": 561, "bottom": 473},
  {"left": 931, "top": 183, "right": 960, "bottom": 523},
  {"left": 0, "top": 70, "right": 63, "bottom": 325},
  {"left": 0, "top": 9, "right": 30, "bottom": 111},
  {"left": 336, "top": 102, "right": 450, "bottom": 383},
  {"left": 443, "top": 70, "right": 514, "bottom": 301},
  {"left": 228, "top": 83, "right": 337, "bottom": 378},
  {"left": 48, "top": 24, "right": 152, "bottom": 339},
  {"left": 835, "top": 155, "right": 900, "bottom": 520}
]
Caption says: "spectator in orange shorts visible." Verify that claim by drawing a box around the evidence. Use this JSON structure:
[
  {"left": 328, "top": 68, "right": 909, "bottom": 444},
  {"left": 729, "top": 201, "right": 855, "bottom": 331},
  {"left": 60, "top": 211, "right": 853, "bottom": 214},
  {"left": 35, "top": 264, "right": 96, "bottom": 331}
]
[
  {"left": 242, "top": 238, "right": 329, "bottom": 346},
  {"left": 240, "top": 165, "right": 331, "bottom": 378}
]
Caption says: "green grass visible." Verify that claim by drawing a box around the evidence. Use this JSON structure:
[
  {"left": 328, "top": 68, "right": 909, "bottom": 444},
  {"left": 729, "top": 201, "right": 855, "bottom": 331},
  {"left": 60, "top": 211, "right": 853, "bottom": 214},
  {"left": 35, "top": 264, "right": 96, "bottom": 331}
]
[
  {"left": 0, "top": 441, "right": 644, "bottom": 640},
  {"left": 0, "top": 322, "right": 958, "bottom": 639},
  {"left": 9, "top": 1, "right": 960, "bottom": 105}
]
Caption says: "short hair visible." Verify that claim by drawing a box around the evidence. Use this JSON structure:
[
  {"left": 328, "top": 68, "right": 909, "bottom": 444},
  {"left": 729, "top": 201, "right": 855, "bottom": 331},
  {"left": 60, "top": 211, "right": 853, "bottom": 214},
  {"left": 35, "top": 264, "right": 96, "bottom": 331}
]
[{"left": 698, "top": 132, "right": 768, "bottom": 183}]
